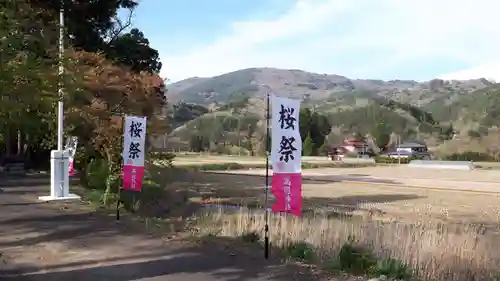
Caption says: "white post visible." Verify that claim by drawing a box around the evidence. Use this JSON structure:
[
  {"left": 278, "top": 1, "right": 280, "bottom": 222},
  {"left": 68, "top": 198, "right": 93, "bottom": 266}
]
[
  {"left": 398, "top": 135, "right": 401, "bottom": 164},
  {"left": 57, "top": 6, "right": 64, "bottom": 152},
  {"left": 39, "top": 2, "right": 79, "bottom": 201}
]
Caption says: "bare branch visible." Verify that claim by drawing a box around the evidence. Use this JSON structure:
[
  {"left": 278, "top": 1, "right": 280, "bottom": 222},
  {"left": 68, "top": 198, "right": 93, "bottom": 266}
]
[{"left": 105, "top": 7, "right": 134, "bottom": 44}]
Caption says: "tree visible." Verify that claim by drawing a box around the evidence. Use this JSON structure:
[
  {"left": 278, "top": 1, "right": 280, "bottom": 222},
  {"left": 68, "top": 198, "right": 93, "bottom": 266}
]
[
  {"left": 0, "top": 2, "right": 59, "bottom": 160},
  {"left": 64, "top": 50, "right": 166, "bottom": 201},
  {"left": 107, "top": 28, "right": 162, "bottom": 73},
  {"left": 371, "top": 121, "right": 391, "bottom": 149},
  {"left": 243, "top": 122, "right": 257, "bottom": 156},
  {"left": 354, "top": 132, "right": 365, "bottom": 141},
  {"left": 299, "top": 108, "right": 331, "bottom": 155},
  {"left": 318, "top": 140, "right": 330, "bottom": 156},
  {"left": 0, "top": 1, "right": 167, "bottom": 208},
  {"left": 440, "top": 124, "right": 454, "bottom": 141},
  {"left": 30, "top": 0, "right": 161, "bottom": 73},
  {"left": 299, "top": 107, "right": 312, "bottom": 139},
  {"left": 302, "top": 134, "right": 314, "bottom": 156},
  {"left": 172, "top": 103, "right": 208, "bottom": 124},
  {"left": 29, "top": 0, "right": 138, "bottom": 51},
  {"left": 189, "top": 135, "right": 208, "bottom": 152},
  {"left": 468, "top": 130, "right": 481, "bottom": 139},
  {"left": 309, "top": 111, "right": 331, "bottom": 153}
]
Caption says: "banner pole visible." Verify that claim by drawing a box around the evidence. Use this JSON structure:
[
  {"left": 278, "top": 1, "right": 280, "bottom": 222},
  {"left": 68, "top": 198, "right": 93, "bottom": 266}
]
[
  {"left": 117, "top": 117, "right": 124, "bottom": 221},
  {"left": 264, "top": 92, "right": 270, "bottom": 259},
  {"left": 116, "top": 188, "right": 121, "bottom": 220}
]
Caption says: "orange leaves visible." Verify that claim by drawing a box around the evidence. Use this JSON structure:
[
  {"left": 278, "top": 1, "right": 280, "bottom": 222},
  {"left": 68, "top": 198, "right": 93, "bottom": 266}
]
[{"left": 64, "top": 50, "right": 167, "bottom": 159}]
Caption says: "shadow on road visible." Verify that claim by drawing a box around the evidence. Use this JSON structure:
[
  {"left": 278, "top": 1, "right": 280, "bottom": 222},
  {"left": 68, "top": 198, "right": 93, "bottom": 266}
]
[
  {"left": 0, "top": 211, "right": 154, "bottom": 249},
  {"left": 3, "top": 237, "right": 314, "bottom": 281},
  {"left": 1, "top": 204, "right": 320, "bottom": 281}
]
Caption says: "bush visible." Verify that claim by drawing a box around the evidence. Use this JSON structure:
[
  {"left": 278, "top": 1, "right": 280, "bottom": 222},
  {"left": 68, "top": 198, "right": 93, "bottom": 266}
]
[
  {"left": 285, "top": 241, "right": 315, "bottom": 262},
  {"left": 240, "top": 231, "right": 260, "bottom": 243},
  {"left": 318, "top": 142, "right": 330, "bottom": 156},
  {"left": 467, "top": 130, "right": 482, "bottom": 139},
  {"left": 344, "top": 152, "right": 360, "bottom": 158},
  {"left": 372, "top": 258, "right": 412, "bottom": 280},
  {"left": 442, "top": 152, "right": 497, "bottom": 162},
  {"left": 337, "top": 239, "right": 376, "bottom": 274},
  {"left": 374, "top": 156, "right": 415, "bottom": 164},
  {"left": 184, "top": 162, "right": 246, "bottom": 171},
  {"left": 226, "top": 146, "right": 250, "bottom": 156},
  {"left": 86, "top": 157, "right": 110, "bottom": 190},
  {"left": 149, "top": 151, "right": 175, "bottom": 167},
  {"left": 241, "top": 233, "right": 414, "bottom": 279}
]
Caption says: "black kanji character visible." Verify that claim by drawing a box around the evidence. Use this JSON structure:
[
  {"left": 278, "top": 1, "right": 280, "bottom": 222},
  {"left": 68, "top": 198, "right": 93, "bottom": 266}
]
[
  {"left": 129, "top": 121, "right": 143, "bottom": 138},
  {"left": 128, "top": 142, "right": 141, "bottom": 159},
  {"left": 278, "top": 136, "right": 297, "bottom": 163},
  {"left": 278, "top": 104, "right": 296, "bottom": 130}
]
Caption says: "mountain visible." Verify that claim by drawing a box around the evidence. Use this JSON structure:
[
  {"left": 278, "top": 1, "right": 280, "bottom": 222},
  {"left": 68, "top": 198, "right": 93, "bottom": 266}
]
[
  {"left": 165, "top": 67, "right": 492, "bottom": 106},
  {"left": 160, "top": 67, "right": 500, "bottom": 157},
  {"left": 165, "top": 77, "right": 210, "bottom": 102}
]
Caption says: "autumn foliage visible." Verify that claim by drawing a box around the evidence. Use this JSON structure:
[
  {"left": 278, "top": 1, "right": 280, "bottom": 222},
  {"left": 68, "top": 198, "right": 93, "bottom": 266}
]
[
  {"left": 62, "top": 50, "right": 167, "bottom": 191},
  {"left": 1, "top": 1, "right": 168, "bottom": 203}
]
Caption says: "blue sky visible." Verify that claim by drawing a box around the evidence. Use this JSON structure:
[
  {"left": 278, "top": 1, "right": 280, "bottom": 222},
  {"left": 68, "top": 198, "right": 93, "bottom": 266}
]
[{"left": 132, "top": 0, "right": 500, "bottom": 82}]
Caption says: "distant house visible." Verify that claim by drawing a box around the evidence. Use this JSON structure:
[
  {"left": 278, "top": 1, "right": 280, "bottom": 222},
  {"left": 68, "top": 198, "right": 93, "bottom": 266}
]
[
  {"left": 388, "top": 140, "right": 430, "bottom": 159},
  {"left": 342, "top": 139, "right": 367, "bottom": 152},
  {"left": 340, "top": 138, "right": 375, "bottom": 157}
]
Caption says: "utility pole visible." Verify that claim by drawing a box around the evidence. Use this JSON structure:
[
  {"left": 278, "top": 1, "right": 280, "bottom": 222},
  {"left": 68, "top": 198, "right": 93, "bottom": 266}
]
[
  {"left": 57, "top": 2, "right": 64, "bottom": 151},
  {"left": 398, "top": 135, "right": 401, "bottom": 165},
  {"left": 39, "top": 0, "right": 79, "bottom": 201}
]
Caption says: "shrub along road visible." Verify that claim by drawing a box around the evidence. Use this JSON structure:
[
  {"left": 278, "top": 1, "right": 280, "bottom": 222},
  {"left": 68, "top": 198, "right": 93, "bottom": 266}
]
[{"left": 0, "top": 175, "right": 329, "bottom": 281}]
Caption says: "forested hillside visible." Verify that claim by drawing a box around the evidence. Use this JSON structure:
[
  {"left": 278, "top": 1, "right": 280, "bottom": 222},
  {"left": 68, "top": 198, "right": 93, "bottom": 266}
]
[{"left": 164, "top": 68, "right": 499, "bottom": 158}]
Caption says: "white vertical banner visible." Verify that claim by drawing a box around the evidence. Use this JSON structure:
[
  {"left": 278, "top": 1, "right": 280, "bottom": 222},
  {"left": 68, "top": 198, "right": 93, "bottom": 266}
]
[
  {"left": 269, "top": 95, "right": 303, "bottom": 216},
  {"left": 122, "top": 116, "right": 147, "bottom": 191},
  {"left": 64, "top": 136, "right": 78, "bottom": 176},
  {"left": 270, "top": 95, "right": 302, "bottom": 173}
]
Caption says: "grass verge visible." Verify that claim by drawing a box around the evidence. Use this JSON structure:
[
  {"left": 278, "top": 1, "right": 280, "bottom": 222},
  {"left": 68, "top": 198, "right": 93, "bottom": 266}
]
[
  {"left": 193, "top": 208, "right": 500, "bottom": 281},
  {"left": 173, "top": 161, "right": 375, "bottom": 171}
]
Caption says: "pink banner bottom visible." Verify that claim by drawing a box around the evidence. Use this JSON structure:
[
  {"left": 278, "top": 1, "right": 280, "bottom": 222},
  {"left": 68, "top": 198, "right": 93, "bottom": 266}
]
[
  {"left": 122, "top": 165, "right": 145, "bottom": 192},
  {"left": 271, "top": 173, "right": 302, "bottom": 216},
  {"left": 68, "top": 161, "right": 75, "bottom": 176}
]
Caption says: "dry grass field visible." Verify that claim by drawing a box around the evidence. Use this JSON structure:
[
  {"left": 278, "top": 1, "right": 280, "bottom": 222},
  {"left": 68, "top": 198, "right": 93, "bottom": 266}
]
[
  {"left": 172, "top": 153, "right": 332, "bottom": 165},
  {"left": 181, "top": 168, "right": 500, "bottom": 225},
  {"left": 150, "top": 159, "right": 500, "bottom": 280}
]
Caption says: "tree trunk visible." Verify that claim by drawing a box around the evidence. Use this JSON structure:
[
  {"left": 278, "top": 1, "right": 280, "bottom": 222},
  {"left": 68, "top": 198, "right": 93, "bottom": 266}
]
[
  {"left": 17, "top": 130, "right": 21, "bottom": 156},
  {"left": 24, "top": 133, "right": 30, "bottom": 165},
  {"left": 5, "top": 127, "right": 11, "bottom": 156},
  {"left": 102, "top": 146, "right": 117, "bottom": 206},
  {"left": 103, "top": 157, "right": 113, "bottom": 205},
  {"left": 79, "top": 144, "right": 93, "bottom": 189}
]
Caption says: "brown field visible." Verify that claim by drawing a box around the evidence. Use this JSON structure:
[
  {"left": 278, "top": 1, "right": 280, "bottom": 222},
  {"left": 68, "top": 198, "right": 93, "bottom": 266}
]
[
  {"left": 152, "top": 164, "right": 500, "bottom": 280},
  {"left": 180, "top": 166, "right": 500, "bottom": 225},
  {"left": 171, "top": 154, "right": 332, "bottom": 165}
]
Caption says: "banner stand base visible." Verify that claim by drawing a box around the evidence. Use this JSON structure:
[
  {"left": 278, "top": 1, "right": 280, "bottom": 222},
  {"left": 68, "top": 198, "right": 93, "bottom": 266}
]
[
  {"left": 39, "top": 150, "right": 81, "bottom": 202},
  {"left": 38, "top": 193, "right": 80, "bottom": 201}
]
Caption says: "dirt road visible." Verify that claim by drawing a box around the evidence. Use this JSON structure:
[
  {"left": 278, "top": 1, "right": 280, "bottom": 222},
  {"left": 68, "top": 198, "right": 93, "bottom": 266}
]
[{"left": 0, "top": 176, "right": 324, "bottom": 281}]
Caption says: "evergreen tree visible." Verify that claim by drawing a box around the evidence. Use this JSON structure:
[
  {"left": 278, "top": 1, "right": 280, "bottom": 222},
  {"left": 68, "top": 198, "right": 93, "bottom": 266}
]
[
  {"left": 371, "top": 121, "right": 391, "bottom": 149},
  {"left": 302, "top": 134, "right": 315, "bottom": 156},
  {"left": 441, "top": 124, "right": 454, "bottom": 140}
]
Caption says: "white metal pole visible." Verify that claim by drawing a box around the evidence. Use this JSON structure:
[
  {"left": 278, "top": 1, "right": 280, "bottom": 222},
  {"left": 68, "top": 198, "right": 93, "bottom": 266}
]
[
  {"left": 398, "top": 135, "right": 401, "bottom": 164},
  {"left": 57, "top": 3, "right": 64, "bottom": 151}
]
